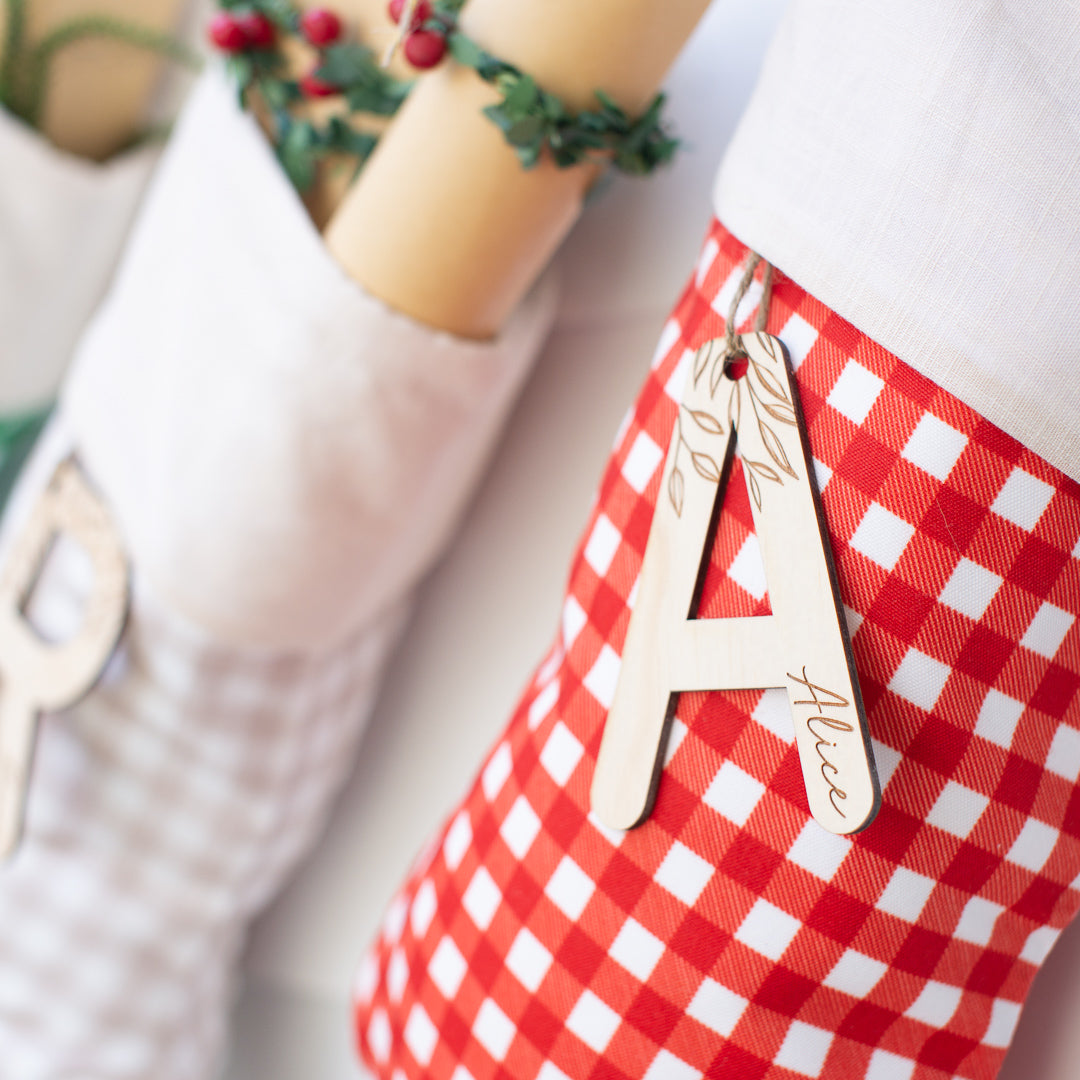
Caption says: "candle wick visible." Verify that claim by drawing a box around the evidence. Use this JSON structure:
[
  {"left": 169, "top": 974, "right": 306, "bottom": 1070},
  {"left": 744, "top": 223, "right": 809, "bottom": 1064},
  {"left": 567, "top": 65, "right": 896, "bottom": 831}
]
[{"left": 382, "top": 0, "right": 421, "bottom": 68}]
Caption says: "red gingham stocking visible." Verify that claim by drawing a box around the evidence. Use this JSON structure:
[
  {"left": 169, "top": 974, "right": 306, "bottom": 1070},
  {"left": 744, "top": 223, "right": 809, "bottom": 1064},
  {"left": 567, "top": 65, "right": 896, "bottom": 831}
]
[{"left": 352, "top": 221, "right": 1080, "bottom": 1080}]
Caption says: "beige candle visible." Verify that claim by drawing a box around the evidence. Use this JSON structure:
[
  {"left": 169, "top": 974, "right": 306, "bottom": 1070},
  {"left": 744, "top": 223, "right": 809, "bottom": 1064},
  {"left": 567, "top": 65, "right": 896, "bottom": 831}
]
[
  {"left": 325, "top": 0, "right": 713, "bottom": 338},
  {"left": 0, "top": 0, "right": 187, "bottom": 160}
]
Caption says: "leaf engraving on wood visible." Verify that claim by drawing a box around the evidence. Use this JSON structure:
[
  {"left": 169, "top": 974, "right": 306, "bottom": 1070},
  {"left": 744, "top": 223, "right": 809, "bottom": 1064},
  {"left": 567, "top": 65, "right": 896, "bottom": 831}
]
[
  {"left": 668, "top": 466, "right": 685, "bottom": 518},
  {"left": 745, "top": 467, "right": 762, "bottom": 513},
  {"left": 759, "top": 421, "right": 797, "bottom": 478},
  {"left": 762, "top": 400, "right": 797, "bottom": 425},
  {"left": 727, "top": 381, "right": 742, "bottom": 432},
  {"left": 669, "top": 405, "right": 725, "bottom": 515},
  {"left": 691, "top": 451, "right": 721, "bottom": 483},
  {"left": 746, "top": 458, "right": 780, "bottom": 484},
  {"left": 692, "top": 341, "right": 712, "bottom": 385},
  {"left": 751, "top": 357, "right": 789, "bottom": 404},
  {"left": 709, "top": 353, "right": 727, "bottom": 396},
  {"left": 689, "top": 409, "right": 724, "bottom": 436}
]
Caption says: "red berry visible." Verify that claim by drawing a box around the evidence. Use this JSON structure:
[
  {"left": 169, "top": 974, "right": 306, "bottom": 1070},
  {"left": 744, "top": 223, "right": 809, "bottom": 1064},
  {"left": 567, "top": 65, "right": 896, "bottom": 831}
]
[
  {"left": 208, "top": 13, "right": 247, "bottom": 52},
  {"left": 300, "top": 8, "right": 342, "bottom": 47},
  {"left": 402, "top": 27, "right": 446, "bottom": 68},
  {"left": 388, "top": 0, "right": 431, "bottom": 30},
  {"left": 299, "top": 70, "right": 339, "bottom": 97},
  {"left": 237, "top": 11, "right": 275, "bottom": 48}
]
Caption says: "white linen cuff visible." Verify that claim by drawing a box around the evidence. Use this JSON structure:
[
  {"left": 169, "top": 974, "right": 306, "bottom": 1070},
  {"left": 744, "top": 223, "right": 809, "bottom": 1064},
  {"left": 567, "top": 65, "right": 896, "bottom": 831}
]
[
  {"left": 0, "top": 109, "right": 157, "bottom": 411},
  {"left": 62, "top": 66, "right": 559, "bottom": 651},
  {"left": 711, "top": 1, "right": 1080, "bottom": 480}
]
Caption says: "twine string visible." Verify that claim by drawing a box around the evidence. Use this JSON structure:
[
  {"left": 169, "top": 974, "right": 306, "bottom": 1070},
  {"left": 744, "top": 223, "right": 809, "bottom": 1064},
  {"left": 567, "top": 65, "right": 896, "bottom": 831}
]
[
  {"left": 724, "top": 250, "right": 774, "bottom": 358},
  {"left": 756, "top": 260, "right": 774, "bottom": 333}
]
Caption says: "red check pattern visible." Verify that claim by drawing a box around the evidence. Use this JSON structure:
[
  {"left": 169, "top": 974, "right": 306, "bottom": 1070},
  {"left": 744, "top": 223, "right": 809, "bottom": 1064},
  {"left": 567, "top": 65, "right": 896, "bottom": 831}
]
[{"left": 353, "top": 221, "right": 1080, "bottom": 1080}]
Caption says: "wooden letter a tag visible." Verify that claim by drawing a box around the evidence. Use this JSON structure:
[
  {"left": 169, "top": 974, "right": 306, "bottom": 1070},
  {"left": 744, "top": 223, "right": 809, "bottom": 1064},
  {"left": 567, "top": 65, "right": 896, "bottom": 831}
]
[
  {"left": 591, "top": 333, "right": 879, "bottom": 836},
  {"left": 0, "top": 459, "right": 129, "bottom": 858}
]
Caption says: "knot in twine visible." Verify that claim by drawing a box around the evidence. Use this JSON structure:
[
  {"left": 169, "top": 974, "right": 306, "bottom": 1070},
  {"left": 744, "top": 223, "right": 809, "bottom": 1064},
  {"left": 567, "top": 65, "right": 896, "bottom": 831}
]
[{"left": 724, "top": 251, "right": 774, "bottom": 361}]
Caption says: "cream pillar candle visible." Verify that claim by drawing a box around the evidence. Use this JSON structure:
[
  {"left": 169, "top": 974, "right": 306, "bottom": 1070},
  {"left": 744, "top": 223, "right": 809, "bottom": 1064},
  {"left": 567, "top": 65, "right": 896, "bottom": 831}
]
[
  {"left": 0, "top": 0, "right": 187, "bottom": 160},
  {"left": 324, "top": 0, "right": 713, "bottom": 338}
]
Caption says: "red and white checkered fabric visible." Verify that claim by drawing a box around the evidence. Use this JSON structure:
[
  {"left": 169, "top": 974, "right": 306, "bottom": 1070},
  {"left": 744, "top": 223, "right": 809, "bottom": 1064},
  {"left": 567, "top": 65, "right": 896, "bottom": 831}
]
[{"left": 353, "top": 221, "right": 1080, "bottom": 1080}]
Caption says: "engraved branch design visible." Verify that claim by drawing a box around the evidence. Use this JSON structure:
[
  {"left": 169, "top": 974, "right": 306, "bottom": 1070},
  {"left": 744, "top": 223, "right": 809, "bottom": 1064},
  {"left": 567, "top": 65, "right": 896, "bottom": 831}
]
[
  {"left": 668, "top": 334, "right": 799, "bottom": 516},
  {"left": 667, "top": 342, "right": 727, "bottom": 517},
  {"left": 735, "top": 332, "right": 799, "bottom": 511}
]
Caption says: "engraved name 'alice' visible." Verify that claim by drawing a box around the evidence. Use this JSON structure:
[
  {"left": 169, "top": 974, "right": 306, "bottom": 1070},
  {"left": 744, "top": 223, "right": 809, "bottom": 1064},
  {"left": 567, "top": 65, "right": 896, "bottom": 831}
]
[{"left": 788, "top": 667, "right": 854, "bottom": 818}]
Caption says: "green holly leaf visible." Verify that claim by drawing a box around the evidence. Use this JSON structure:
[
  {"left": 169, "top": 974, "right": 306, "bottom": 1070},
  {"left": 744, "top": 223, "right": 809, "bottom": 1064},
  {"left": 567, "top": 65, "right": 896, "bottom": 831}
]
[
  {"left": 592, "top": 89, "right": 627, "bottom": 123},
  {"left": 325, "top": 117, "right": 378, "bottom": 160},
  {"left": 575, "top": 110, "right": 607, "bottom": 134},
  {"left": 505, "top": 115, "right": 543, "bottom": 147},
  {"left": 314, "top": 44, "right": 410, "bottom": 116},
  {"left": 316, "top": 44, "right": 377, "bottom": 87},
  {"left": 259, "top": 75, "right": 295, "bottom": 111},
  {"left": 346, "top": 86, "right": 382, "bottom": 114},
  {"left": 253, "top": 0, "right": 298, "bottom": 29},
  {"left": 480, "top": 56, "right": 511, "bottom": 81},
  {"left": 346, "top": 82, "right": 407, "bottom": 116},
  {"left": 515, "top": 142, "right": 541, "bottom": 169},
  {"left": 640, "top": 92, "right": 665, "bottom": 128},
  {"left": 226, "top": 55, "right": 254, "bottom": 93},
  {"left": 449, "top": 34, "right": 506, "bottom": 80},
  {"left": 481, "top": 103, "right": 514, "bottom": 134},
  {"left": 551, "top": 144, "right": 581, "bottom": 168},
  {"left": 277, "top": 120, "right": 318, "bottom": 192},
  {"left": 655, "top": 137, "right": 680, "bottom": 166},
  {"left": 540, "top": 90, "right": 567, "bottom": 122},
  {"left": 502, "top": 74, "right": 538, "bottom": 116},
  {"left": 448, "top": 33, "right": 484, "bottom": 70}
]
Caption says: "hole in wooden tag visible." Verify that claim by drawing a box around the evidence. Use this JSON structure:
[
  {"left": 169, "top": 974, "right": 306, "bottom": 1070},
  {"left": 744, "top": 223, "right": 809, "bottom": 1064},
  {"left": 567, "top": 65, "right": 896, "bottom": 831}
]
[{"left": 724, "top": 354, "right": 749, "bottom": 380}]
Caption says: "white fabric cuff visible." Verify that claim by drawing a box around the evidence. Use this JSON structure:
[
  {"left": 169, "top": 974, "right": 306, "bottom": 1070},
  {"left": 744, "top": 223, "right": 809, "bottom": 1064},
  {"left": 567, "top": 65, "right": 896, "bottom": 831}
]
[
  {"left": 62, "top": 66, "right": 559, "bottom": 651},
  {"left": 711, "top": 1, "right": 1080, "bottom": 480},
  {"left": 0, "top": 109, "right": 157, "bottom": 412}
]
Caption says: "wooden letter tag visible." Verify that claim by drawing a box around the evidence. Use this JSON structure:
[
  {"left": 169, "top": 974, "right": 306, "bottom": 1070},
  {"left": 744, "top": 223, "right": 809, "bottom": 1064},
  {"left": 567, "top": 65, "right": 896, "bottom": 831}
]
[
  {"left": 0, "top": 459, "right": 129, "bottom": 858},
  {"left": 591, "top": 333, "right": 879, "bottom": 836}
]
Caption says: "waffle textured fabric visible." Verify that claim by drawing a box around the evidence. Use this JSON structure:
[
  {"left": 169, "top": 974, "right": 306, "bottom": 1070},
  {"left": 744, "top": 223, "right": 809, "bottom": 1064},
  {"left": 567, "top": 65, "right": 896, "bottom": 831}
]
[
  {"left": 354, "top": 221, "right": 1080, "bottom": 1080},
  {"left": 0, "top": 422, "right": 408, "bottom": 1079},
  {"left": 0, "top": 106, "right": 154, "bottom": 413}
]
